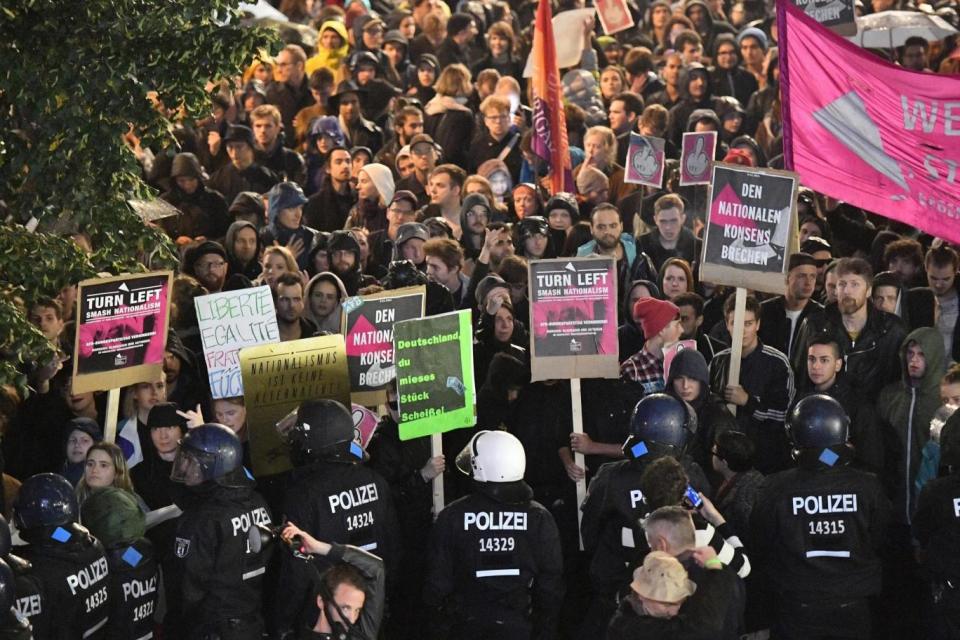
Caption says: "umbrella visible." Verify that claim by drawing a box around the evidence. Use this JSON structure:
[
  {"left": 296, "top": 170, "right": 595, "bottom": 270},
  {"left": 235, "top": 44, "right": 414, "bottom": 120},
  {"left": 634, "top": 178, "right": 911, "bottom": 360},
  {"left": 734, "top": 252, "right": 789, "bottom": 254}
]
[{"left": 847, "top": 10, "right": 957, "bottom": 49}]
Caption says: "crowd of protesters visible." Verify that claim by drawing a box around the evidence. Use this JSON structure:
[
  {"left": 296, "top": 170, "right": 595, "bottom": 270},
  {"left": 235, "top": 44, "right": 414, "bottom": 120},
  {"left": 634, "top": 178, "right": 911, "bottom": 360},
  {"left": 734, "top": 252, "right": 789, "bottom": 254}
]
[{"left": 2, "top": 0, "right": 960, "bottom": 637}]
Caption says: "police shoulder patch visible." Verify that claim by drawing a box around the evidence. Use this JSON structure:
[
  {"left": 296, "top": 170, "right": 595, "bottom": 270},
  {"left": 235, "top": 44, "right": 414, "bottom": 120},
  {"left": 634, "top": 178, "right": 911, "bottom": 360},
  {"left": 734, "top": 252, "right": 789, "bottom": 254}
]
[{"left": 175, "top": 537, "right": 191, "bottom": 558}]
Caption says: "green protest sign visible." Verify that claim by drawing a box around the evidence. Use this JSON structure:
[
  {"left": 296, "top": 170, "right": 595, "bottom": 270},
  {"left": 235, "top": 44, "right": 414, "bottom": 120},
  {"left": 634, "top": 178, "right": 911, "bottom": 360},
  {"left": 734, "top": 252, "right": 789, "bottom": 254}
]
[{"left": 394, "top": 310, "right": 475, "bottom": 441}]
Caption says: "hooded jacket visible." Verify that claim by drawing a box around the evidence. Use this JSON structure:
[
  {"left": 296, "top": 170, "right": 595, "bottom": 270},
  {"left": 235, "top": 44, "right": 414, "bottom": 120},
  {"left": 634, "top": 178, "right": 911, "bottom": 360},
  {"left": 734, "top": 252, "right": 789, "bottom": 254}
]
[
  {"left": 159, "top": 155, "right": 231, "bottom": 240},
  {"left": 305, "top": 21, "right": 351, "bottom": 77},
  {"left": 666, "top": 63, "right": 721, "bottom": 148},
  {"left": 666, "top": 348, "right": 737, "bottom": 478},
  {"left": 304, "top": 271, "right": 349, "bottom": 334},
  {"left": 709, "top": 34, "right": 759, "bottom": 109},
  {"left": 617, "top": 280, "right": 661, "bottom": 359},
  {"left": 327, "top": 230, "right": 376, "bottom": 296},
  {"left": 224, "top": 220, "right": 263, "bottom": 281},
  {"left": 459, "top": 193, "right": 491, "bottom": 261},
  {"left": 684, "top": 0, "right": 736, "bottom": 56},
  {"left": 259, "top": 204, "right": 318, "bottom": 271},
  {"left": 877, "top": 327, "right": 947, "bottom": 525}
]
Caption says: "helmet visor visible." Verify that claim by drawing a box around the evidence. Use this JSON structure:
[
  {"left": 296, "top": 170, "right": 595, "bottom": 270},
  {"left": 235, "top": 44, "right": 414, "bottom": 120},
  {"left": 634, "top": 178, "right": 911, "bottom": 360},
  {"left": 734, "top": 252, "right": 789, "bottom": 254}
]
[
  {"left": 171, "top": 449, "right": 214, "bottom": 486},
  {"left": 455, "top": 442, "right": 476, "bottom": 478}
]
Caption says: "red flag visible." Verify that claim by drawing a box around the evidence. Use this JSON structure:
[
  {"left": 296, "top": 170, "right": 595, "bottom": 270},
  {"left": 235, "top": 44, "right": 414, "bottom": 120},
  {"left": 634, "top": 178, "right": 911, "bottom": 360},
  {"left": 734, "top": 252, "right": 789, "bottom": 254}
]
[{"left": 530, "top": 0, "right": 573, "bottom": 194}]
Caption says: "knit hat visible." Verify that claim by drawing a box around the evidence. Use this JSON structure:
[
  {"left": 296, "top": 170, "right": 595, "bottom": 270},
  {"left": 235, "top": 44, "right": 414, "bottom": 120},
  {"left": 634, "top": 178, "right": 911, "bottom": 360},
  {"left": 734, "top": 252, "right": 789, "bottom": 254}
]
[
  {"left": 184, "top": 241, "right": 228, "bottom": 275},
  {"left": 545, "top": 192, "right": 580, "bottom": 223},
  {"left": 737, "top": 27, "right": 769, "bottom": 50},
  {"left": 633, "top": 297, "right": 679, "bottom": 338},
  {"left": 630, "top": 551, "right": 697, "bottom": 604},
  {"left": 229, "top": 191, "right": 265, "bottom": 219},
  {"left": 787, "top": 252, "right": 817, "bottom": 271},
  {"left": 667, "top": 348, "right": 709, "bottom": 385},
  {"left": 576, "top": 165, "right": 609, "bottom": 195},
  {"left": 360, "top": 163, "right": 395, "bottom": 204},
  {"left": 722, "top": 148, "right": 754, "bottom": 167},
  {"left": 81, "top": 487, "right": 145, "bottom": 546},
  {"left": 146, "top": 403, "right": 187, "bottom": 430},
  {"left": 66, "top": 417, "right": 102, "bottom": 442},
  {"left": 395, "top": 222, "right": 429, "bottom": 247},
  {"left": 223, "top": 124, "right": 255, "bottom": 148}
]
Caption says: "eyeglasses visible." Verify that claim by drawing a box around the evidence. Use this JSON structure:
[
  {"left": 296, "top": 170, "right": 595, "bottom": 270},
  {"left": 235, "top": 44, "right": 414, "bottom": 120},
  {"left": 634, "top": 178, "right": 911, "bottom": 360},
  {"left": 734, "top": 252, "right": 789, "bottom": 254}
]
[
  {"left": 196, "top": 260, "right": 227, "bottom": 271},
  {"left": 364, "top": 26, "right": 385, "bottom": 35}
]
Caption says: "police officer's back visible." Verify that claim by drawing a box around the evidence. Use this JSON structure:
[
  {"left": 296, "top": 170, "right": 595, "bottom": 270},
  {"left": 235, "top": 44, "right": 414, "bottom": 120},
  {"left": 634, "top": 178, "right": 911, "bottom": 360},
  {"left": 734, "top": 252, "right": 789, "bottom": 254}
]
[
  {"left": 0, "top": 514, "right": 41, "bottom": 637},
  {"left": 0, "top": 557, "right": 31, "bottom": 640},
  {"left": 581, "top": 395, "right": 710, "bottom": 599},
  {"left": 913, "top": 416, "right": 960, "bottom": 639},
  {"left": 81, "top": 487, "right": 158, "bottom": 640},
  {"left": 424, "top": 430, "right": 564, "bottom": 640},
  {"left": 750, "top": 395, "right": 889, "bottom": 640},
  {"left": 164, "top": 423, "right": 273, "bottom": 640},
  {"left": 13, "top": 473, "right": 110, "bottom": 640},
  {"left": 274, "top": 400, "right": 398, "bottom": 635}
]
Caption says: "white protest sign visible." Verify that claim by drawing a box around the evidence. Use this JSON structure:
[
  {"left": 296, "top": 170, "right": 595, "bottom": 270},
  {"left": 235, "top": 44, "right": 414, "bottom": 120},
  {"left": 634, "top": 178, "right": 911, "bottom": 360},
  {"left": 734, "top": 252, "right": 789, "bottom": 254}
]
[{"left": 195, "top": 286, "right": 280, "bottom": 399}]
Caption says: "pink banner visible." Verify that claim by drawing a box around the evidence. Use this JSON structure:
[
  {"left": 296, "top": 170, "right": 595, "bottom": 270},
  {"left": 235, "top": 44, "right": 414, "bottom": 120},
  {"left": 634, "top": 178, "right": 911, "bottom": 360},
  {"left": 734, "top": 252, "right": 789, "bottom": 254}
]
[{"left": 779, "top": 0, "right": 960, "bottom": 243}]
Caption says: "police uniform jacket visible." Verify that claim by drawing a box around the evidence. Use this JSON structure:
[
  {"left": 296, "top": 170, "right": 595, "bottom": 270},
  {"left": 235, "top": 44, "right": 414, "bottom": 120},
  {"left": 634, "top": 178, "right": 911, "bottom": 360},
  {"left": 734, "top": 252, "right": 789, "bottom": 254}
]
[
  {"left": 424, "top": 485, "right": 564, "bottom": 638},
  {"left": 750, "top": 459, "right": 889, "bottom": 603},
  {"left": 18, "top": 524, "right": 110, "bottom": 640},
  {"left": 274, "top": 461, "right": 399, "bottom": 634},
  {"left": 913, "top": 473, "right": 960, "bottom": 582},
  {"left": 102, "top": 537, "right": 157, "bottom": 640},
  {"left": 165, "top": 481, "right": 273, "bottom": 636},
  {"left": 8, "top": 553, "right": 43, "bottom": 636},
  {"left": 581, "top": 455, "right": 710, "bottom": 596}
]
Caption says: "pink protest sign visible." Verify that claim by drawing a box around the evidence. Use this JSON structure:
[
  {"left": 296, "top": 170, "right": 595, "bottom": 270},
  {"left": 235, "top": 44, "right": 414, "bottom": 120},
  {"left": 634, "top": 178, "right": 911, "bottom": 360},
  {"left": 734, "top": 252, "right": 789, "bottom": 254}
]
[
  {"left": 73, "top": 271, "right": 173, "bottom": 393},
  {"left": 779, "top": 0, "right": 960, "bottom": 244},
  {"left": 351, "top": 403, "right": 380, "bottom": 447},
  {"left": 624, "top": 133, "right": 665, "bottom": 188},
  {"left": 680, "top": 131, "right": 717, "bottom": 186},
  {"left": 595, "top": 0, "right": 634, "bottom": 34}
]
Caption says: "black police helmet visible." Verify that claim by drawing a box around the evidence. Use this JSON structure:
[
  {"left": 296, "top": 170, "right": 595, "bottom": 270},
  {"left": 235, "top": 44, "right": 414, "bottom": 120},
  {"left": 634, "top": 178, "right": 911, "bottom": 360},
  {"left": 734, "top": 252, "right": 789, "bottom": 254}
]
[
  {"left": 14, "top": 473, "right": 78, "bottom": 531},
  {"left": 172, "top": 423, "right": 244, "bottom": 485},
  {"left": 788, "top": 394, "right": 849, "bottom": 449},
  {"left": 0, "top": 558, "right": 14, "bottom": 613},
  {"left": 289, "top": 399, "right": 366, "bottom": 464},
  {"left": 624, "top": 393, "right": 691, "bottom": 459},
  {"left": 517, "top": 216, "right": 549, "bottom": 242}
]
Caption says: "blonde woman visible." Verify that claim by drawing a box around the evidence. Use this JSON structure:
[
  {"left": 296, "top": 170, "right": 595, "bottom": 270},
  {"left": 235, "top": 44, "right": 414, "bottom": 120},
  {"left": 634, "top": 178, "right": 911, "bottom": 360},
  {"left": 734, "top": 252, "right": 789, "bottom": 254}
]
[
  {"left": 575, "top": 125, "right": 634, "bottom": 204},
  {"left": 256, "top": 245, "right": 299, "bottom": 293},
  {"left": 424, "top": 64, "right": 475, "bottom": 169},
  {"left": 76, "top": 442, "right": 148, "bottom": 512},
  {"left": 116, "top": 377, "right": 166, "bottom": 468}
]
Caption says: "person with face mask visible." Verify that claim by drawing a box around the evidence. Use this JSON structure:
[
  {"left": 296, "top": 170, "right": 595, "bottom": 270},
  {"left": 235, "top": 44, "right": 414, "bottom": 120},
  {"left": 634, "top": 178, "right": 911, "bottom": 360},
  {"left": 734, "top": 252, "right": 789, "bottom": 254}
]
[{"left": 164, "top": 424, "right": 273, "bottom": 639}]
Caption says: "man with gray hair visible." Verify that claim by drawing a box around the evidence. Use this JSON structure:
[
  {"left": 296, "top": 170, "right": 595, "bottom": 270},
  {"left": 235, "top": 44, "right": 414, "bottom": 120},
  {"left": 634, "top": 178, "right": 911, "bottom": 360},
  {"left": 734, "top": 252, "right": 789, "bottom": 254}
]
[{"left": 643, "top": 506, "right": 745, "bottom": 639}]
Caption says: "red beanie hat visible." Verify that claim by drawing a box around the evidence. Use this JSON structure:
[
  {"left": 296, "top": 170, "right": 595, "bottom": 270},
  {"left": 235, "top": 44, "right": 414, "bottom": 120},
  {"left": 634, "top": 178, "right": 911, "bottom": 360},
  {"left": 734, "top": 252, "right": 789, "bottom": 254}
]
[
  {"left": 633, "top": 297, "right": 680, "bottom": 339},
  {"left": 723, "top": 148, "right": 755, "bottom": 167}
]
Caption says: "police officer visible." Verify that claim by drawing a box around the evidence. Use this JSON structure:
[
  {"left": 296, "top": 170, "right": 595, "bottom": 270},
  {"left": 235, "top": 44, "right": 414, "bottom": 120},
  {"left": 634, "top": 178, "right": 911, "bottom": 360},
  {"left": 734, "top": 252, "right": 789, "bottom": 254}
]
[
  {"left": 750, "top": 394, "right": 889, "bottom": 639},
  {"left": 81, "top": 487, "right": 158, "bottom": 640},
  {"left": 164, "top": 423, "right": 273, "bottom": 639},
  {"left": 0, "top": 557, "right": 30, "bottom": 639},
  {"left": 424, "top": 430, "right": 564, "bottom": 640},
  {"left": 579, "top": 393, "right": 709, "bottom": 635},
  {"left": 0, "top": 514, "right": 41, "bottom": 636},
  {"left": 13, "top": 473, "right": 110, "bottom": 639},
  {"left": 913, "top": 417, "right": 960, "bottom": 639},
  {"left": 274, "top": 399, "right": 399, "bottom": 636}
]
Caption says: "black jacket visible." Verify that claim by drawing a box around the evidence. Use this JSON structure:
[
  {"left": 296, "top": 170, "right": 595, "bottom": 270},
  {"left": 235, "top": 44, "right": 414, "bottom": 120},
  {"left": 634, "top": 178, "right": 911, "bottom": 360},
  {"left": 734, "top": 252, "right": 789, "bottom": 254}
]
[
  {"left": 750, "top": 459, "right": 890, "bottom": 603},
  {"left": 710, "top": 66, "right": 758, "bottom": 110},
  {"left": 304, "top": 176, "right": 356, "bottom": 232},
  {"left": 636, "top": 226, "right": 702, "bottom": 274},
  {"left": 158, "top": 185, "right": 231, "bottom": 240},
  {"left": 581, "top": 455, "right": 710, "bottom": 595},
  {"left": 344, "top": 117, "right": 384, "bottom": 155},
  {"left": 467, "top": 129, "right": 523, "bottom": 183},
  {"left": 758, "top": 296, "right": 824, "bottom": 361},
  {"left": 19, "top": 524, "right": 110, "bottom": 640},
  {"left": 165, "top": 482, "right": 273, "bottom": 637},
  {"left": 424, "top": 486, "right": 564, "bottom": 639},
  {"left": 207, "top": 162, "right": 280, "bottom": 209},
  {"left": 709, "top": 342, "right": 795, "bottom": 474},
  {"left": 913, "top": 473, "right": 960, "bottom": 581},
  {"left": 255, "top": 137, "right": 306, "bottom": 185},
  {"left": 792, "top": 302, "right": 907, "bottom": 401},
  {"left": 274, "top": 461, "right": 399, "bottom": 635},
  {"left": 102, "top": 538, "right": 157, "bottom": 640}
]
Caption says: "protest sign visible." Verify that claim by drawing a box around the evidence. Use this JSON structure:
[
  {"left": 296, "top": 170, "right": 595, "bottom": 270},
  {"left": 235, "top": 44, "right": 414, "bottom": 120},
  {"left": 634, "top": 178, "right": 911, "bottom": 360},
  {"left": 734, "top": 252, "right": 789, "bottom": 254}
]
[
  {"left": 789, "top": 0, "right": 855, "bottom": 35},
  {"left": 394, "top": 310, "right": 476, "bottom": 441},
  {"left": 663, "top": 340, "right": 697, "bottom": 381},
  {"left": 351, "top": 403, "right": 380, "bottom": 448},
  {"left": 341, "top": 286, "right": 425, "bottom": 406},
  {"left": 680, "top": 131, "right": 717, "bottom": 186},
  {"left": 700, "top": 163, "right": 799, "bottom": 295},
  {"left": 624, "top": 133, "right": 665, "bottom": 188},
  {"left": 72, "top": 271, "right": 173, "bottom": 394},
  {"left": 779, "top": 0, "right": 960, "bottom": 243},
  {"left": 595, "top": 0, "right": 634, "bottom": 34},
  {"left": 195, "top": 286, "right": 279, "bottom": 399},
  {"left": 528, "top": 257, "right": 619, "bottom": 381},
  {"left": 239, "top": 334, "right": 350, "bottom": 476}
]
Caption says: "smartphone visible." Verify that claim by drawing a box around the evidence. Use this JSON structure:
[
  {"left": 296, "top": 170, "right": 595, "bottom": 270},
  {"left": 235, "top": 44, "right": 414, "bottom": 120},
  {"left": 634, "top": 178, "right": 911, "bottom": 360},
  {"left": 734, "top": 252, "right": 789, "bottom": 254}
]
[{"left": 683, "top": 485, "right": 703, "bottom": 510}]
